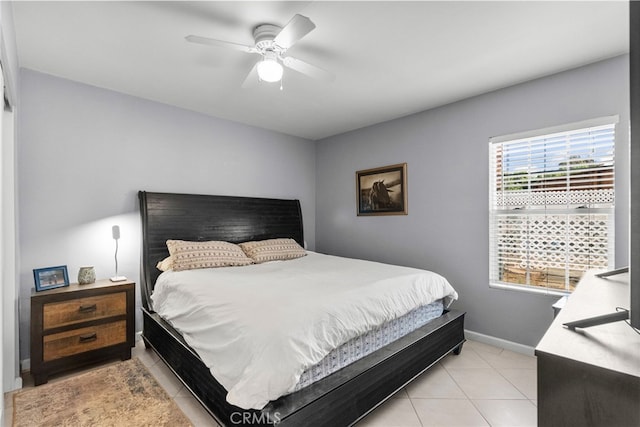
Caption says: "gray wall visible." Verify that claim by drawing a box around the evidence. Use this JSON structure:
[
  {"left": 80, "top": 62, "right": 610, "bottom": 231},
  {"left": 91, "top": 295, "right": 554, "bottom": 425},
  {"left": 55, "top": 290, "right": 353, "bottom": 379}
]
[
  {"left": 315, "top": 55, "right": 630, "bottom": 347},
  {"left": 17, "top": 69, "right": 316, "bottom": 359},
  {"left": 17, "top": 55, "right": 630, "bottom": 359}
]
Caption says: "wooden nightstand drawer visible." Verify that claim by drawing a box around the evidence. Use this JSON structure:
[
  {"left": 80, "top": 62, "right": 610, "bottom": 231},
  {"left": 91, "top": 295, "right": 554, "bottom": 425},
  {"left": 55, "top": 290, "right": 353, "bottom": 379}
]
[
  {"left": 43, "top": 292, "right": 127, "bottom": 329},
  {"left": 43, "top": 320, "right": 127, "bottom": 362}
]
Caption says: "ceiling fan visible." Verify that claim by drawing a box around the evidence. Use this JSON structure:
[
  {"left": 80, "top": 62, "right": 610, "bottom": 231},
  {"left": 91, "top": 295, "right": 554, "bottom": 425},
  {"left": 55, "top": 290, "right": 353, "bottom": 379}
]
[{"left": 186, "top": 14, "right": 333, "bottom": 88}]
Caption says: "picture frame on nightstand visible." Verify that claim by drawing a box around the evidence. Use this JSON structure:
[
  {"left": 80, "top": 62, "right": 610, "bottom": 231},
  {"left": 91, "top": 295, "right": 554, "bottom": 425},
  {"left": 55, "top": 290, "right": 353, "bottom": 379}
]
[{"left": 33, "top": 265, "right": 69, "bottom": 292}]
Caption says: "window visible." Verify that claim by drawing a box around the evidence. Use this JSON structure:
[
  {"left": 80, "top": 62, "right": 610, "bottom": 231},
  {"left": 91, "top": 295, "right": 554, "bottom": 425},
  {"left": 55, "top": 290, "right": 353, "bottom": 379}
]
[{"left": 489, "top": 117, "right": 617, "bottom": 294}]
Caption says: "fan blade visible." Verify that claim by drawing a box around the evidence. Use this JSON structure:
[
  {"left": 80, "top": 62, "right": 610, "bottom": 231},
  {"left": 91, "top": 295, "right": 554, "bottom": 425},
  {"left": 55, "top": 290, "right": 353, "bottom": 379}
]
[
  {"left": 241, "top": 63, "right": 260, "bottom": 88},
  {"left": 283, "top": 56, "right": 334, "bottom": 82},
  {"left": 185, "top": 35, "right": 256, "bottom": 54},
  {"left": 273, "top": 14, "right": 316, "bottom": 50}
]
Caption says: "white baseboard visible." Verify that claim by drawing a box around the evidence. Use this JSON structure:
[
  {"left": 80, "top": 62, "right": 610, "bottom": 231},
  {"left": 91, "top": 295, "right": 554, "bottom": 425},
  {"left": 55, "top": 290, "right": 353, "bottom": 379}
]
[
  {"left": 464, "top": 329, "right": 535, "bottom": 357},
  {"left": 21, "top": 358, "right": 30, "bottom": 373},
  {"left": 3, "top": 375, "right": 23, "bottom": 393},
  {"left": 13, "top": 376, "right": 22, "bottom": 390}
]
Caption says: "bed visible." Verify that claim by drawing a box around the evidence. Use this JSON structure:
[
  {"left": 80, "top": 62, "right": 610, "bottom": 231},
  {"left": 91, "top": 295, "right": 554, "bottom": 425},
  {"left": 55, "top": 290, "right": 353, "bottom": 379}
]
[{"left": 138, "top": 191, "right": 466, "bottom": 426}]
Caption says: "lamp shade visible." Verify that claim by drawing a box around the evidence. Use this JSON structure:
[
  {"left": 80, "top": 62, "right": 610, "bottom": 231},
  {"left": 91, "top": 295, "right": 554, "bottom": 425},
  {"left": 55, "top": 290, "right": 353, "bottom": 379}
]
[{"left": 257, "top": 58, "right": 283, "bottom": 83}]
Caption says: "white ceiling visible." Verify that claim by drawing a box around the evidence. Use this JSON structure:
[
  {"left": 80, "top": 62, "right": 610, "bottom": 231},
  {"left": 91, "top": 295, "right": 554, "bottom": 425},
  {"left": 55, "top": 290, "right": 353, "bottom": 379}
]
[{"left": 12, "top": 1, "right": 629, "bottom": 140}]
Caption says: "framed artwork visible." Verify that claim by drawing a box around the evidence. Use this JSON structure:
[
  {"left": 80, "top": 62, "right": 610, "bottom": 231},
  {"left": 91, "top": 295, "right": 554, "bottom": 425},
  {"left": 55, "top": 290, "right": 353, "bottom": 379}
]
[
  {"left": 356, "top": 163, "right": 408, "bottom": 216},
  {"left": 33, "top": 265, "right": 70, "bottom": 292}
]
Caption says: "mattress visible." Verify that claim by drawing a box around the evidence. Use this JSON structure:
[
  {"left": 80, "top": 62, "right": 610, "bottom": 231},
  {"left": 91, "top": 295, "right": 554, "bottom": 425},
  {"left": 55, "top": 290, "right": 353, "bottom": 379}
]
[
  {"left": 294, "top": 299, "right": 444, "bottom": 391},
  {"left": 151, "top": 251, "right": 458, "bottom": 409}
]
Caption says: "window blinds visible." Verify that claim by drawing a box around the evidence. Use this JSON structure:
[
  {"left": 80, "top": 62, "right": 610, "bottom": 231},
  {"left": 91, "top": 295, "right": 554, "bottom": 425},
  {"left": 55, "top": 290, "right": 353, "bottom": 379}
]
[{"left": 489, "top": 121, "right": 616, "bottom": 293}]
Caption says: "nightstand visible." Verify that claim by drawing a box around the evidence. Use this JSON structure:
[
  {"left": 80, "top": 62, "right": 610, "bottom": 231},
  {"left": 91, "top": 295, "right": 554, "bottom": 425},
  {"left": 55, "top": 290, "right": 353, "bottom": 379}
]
[{"left": 30, "top": 279, "right": 135, "bottom": 385}]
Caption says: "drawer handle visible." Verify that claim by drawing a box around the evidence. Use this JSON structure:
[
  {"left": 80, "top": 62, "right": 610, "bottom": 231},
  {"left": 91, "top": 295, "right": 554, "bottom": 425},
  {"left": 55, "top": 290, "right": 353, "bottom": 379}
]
[
  {"left": 79, "top": 333, "right": 97, "bottom": 343},
  {"left": 78, "top": 304, "right": 97, "bottom": 313}
]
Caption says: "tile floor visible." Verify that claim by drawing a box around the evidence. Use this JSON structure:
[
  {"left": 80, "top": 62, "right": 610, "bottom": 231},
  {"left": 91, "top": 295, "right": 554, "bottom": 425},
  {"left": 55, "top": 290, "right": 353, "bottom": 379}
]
[{"left": 5, "top": 338, "right": 537, "bottom": 426}]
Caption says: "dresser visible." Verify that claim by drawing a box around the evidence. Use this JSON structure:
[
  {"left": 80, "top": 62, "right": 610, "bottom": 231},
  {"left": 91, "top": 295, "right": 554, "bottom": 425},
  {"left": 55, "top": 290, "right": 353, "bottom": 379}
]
[
  {"left": 30, "top": 279, "right": 135, "bottom": 385},
  {"left": 535, "top": 271, "right": 640, "bottom": 426}
]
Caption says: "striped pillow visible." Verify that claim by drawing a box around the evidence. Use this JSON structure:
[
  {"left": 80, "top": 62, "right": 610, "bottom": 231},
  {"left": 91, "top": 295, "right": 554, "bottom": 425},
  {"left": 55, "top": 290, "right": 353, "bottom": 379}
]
[
  {"left": 166, "top": 240, "right": 253, "bottom": 271},
  {"left": 239, "top": 238, "right": 306, "bottom": 264}
]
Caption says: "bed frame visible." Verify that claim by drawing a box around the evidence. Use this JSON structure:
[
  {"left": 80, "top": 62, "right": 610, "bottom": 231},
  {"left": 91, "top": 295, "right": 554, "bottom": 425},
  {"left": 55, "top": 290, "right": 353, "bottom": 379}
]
[{"left": 138, "top": 191, "right": 465, "bottom": 426}]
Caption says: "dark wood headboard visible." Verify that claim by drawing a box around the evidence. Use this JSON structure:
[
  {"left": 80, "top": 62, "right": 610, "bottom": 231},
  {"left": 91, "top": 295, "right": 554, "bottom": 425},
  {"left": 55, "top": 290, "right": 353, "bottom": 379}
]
[{"left": 138, "top": 191, "right": 304, "bottom": 311}]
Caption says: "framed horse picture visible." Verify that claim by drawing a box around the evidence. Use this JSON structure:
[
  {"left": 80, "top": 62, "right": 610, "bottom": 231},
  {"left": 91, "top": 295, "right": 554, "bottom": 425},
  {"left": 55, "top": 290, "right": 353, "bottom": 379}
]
[{"left": 356, "top": 163, "right": 408, "bottom": 216}]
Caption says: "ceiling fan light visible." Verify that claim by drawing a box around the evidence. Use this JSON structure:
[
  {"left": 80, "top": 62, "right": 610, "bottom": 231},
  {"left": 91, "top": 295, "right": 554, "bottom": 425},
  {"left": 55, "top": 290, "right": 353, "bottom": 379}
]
[{"left": 257, "top": 58, "right": 283, "bottom": 82}]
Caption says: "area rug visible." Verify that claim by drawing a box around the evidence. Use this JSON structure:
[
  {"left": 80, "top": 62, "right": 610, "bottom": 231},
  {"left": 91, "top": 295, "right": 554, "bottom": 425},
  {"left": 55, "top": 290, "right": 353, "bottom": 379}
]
[{"left": 12, "top": 358, "right": 193, "bottom": 426}]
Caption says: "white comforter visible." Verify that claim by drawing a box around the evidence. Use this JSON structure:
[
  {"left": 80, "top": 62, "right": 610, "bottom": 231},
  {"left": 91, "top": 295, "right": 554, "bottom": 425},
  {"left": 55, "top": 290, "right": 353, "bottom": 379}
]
[{"left": 151, "top": 251, "right": 458, "bottom": 409}]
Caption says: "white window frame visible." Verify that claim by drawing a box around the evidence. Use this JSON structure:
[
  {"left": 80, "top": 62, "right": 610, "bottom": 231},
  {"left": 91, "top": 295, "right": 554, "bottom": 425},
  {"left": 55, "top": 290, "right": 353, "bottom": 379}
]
[{"left": 489, "top": 116, "right": 618, "bottom": 295}]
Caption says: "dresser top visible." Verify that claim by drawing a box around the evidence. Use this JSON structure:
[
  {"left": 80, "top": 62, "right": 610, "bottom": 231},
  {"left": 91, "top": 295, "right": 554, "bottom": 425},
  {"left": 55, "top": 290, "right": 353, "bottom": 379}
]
[{"left": 535, "top": 271, "right": 640, "bottom": 378}]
